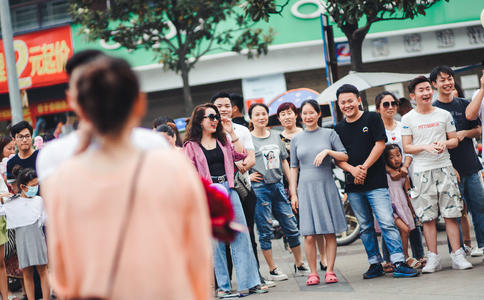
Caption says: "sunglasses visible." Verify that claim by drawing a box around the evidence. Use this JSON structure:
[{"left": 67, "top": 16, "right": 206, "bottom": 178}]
[
  {"left": 203, "top": 113, "right": 221, "bottom": 121},
  {"left": 382, "top": 101, "right": 398, "bottom": 108}
]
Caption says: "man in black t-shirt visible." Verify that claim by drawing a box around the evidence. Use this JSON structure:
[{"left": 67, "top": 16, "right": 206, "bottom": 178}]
[
  {"left": 431, "top": 66, "right": 484, "bottom": 255},
  {"left": 334, "top": 84, "right": 417, "bottom": 279},
  {"left": 7, "top": 121, "right": 39, "bottom": 179}
]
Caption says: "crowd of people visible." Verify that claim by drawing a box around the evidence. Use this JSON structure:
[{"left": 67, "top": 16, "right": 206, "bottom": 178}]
[{"left": 0, "top": 49, "right": 481, "bottom": 299}]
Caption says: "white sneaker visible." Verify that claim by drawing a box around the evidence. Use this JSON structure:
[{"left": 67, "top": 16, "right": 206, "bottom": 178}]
[
  {"left": 262, "top": 279, "right": 276, "bottom": 288},
  {"left": 470, "top": 247, "right": 484, "bottom": 257},
  {"left": 463, "top": 245, "right": 472, "bottom": 256},
  {"left": 450, "top": 248, "right": 473, "bottom": 270},
  {"left": 422, "top": 252, "right": 442, "bottom": 273},
  {"left": 268, "top": 266, "right": 288, "bottom": 281}
]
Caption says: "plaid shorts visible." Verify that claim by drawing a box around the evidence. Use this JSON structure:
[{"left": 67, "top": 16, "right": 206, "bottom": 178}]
[{"left": 410, "top": 166, "right": 462, "bottom": 222}]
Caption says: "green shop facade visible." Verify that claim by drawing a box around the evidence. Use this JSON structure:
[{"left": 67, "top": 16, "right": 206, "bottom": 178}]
[{"left": 2, "top": 0, "right": 484, "bottom": 127}]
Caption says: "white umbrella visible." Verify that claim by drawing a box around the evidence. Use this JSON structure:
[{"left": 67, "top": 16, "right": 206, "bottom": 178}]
[{"left": 317, "top": 71, "right": 422, "bottom": 104}]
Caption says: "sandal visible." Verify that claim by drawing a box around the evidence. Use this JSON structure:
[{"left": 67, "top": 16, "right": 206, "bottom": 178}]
[
  {"left": 418, "top": 257, "right": 426, "bottom": 268},
  {"left": 383, "top": 262, "right": 394, "bottom": 273},
  {"left": 406, "top": 257, "right": 418, "bottom": 268},
  {"left": 306, "top": 273, "right": 320, "bottom": 286},
  {"left": 325, "top": 271, "right": 338, "bottom": 284}
]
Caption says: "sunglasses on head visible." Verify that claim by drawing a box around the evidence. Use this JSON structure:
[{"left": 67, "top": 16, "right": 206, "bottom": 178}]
[
  {"left": 203, "top": 113, "right": 221, "bottom": 121},
  {"left": 382, "top": 101, "right": 398, "bottom": 108}
]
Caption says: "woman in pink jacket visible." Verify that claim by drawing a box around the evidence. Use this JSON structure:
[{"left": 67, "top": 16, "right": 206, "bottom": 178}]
[{"left": 184, "top": 103, "right": 265, "bottom": 298}]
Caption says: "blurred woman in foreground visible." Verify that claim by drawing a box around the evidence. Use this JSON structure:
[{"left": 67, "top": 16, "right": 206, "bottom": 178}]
[{"left": 43, "top": 56, "right": 212, "bottom": 299}]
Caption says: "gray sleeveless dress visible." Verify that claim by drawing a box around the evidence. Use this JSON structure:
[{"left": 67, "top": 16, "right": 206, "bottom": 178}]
[{"left": 290, "top": 127, "right": 347, "bottom": 235}]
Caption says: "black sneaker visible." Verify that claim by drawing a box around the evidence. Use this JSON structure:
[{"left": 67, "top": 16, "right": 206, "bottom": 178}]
[
  {"left": 363, "top": 263, "right": 384, "bottom": 279},
  {"left": 393, "top": 262, "right": 419, "bottom": 278},
  {"left": 294, "top": 263, "right": 310, "bottom": 276},
  {"left": 240, "top": 285, "right": 269, "bottom": 297}
]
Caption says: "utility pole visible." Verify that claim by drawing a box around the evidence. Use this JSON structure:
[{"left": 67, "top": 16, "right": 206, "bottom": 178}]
[
  {"left": 0, "top": 0, "right": 24, "bottom": 124},
  {"left": 320, "top": 14, "right": 340, "bottom": 124}
]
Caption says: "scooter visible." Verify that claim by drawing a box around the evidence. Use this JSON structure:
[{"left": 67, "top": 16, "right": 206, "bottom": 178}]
[{"left": 333, "top": 166, "right": 360, "bottom": 246}]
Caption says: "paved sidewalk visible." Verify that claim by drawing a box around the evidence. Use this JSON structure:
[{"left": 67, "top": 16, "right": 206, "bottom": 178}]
[{"left": 247, "top": 231, "right": 484, "bottom": 300}]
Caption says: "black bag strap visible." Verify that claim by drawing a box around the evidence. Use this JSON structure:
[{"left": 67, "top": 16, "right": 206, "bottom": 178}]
[{"left": 105, "top": 151, "right": 146, "bottom": 298}]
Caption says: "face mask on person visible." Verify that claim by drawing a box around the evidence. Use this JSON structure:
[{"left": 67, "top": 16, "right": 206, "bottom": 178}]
[{"left": 25, "top": 185, "right": 38, "bottom": 198}]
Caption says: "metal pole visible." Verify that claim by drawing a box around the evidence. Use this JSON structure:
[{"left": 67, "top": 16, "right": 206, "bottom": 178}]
[
  {"left": 320, "top": 14, "right": 337, "bottom": 126},
  {"left": 319, "top": 14, "right": 332, "bottom": 87},
  {"left": 0, "top": 0, "right": 24, "bottom": 124}
]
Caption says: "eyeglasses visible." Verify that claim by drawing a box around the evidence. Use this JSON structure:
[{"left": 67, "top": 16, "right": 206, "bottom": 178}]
[
  {"left": 16, "top": 134, "right": 32, "bottom": 140},
  {"left": 382, "top": 101, "right": 398, "bottom": 108},
  {"left": 203, "top": 114, "right": 221, "bottom": 121}
]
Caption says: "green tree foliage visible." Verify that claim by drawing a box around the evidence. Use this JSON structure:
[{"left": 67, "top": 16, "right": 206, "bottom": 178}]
[
  {"left": 69, "top": 0, "right": 289, "bottom": 114},
  {"left": 323, "top": 0, "right": 448, "bottom": 106}
]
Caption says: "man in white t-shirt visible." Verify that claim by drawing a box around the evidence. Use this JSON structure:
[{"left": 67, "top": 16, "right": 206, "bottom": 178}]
[
  {"left": 402, "top": 76, "right": 472, "bottom": 273},
  {"left": 37, "top": 50, "right": 168, "bottom": 184},
  {"left": 37, "top": 126, "right": 168, "bottom": 182},
  {"left": 465, "top": 70, "right": 484, "bottom": 163},
  {"left": 211, "top": 92, "right": 255, "bottom": 174}
]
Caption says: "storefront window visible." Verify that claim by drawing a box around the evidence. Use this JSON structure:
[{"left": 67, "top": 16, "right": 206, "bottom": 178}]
[
  {"left": 11, "top": 4, "right": 39, "bottom": 32},
  {"left": 8, "top": 0, "right": 71, "bottom": 33},
  {"left": 40, "top": 1, "right": 71, "bottom": 27}
]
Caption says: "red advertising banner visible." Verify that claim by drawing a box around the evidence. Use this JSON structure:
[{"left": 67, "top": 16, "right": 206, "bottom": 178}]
[
  {"left": 0, "top": 26, "right": 73, "bottom": 94},
  {"left": 0, "top": 99, "right": 71, "bottom": 122}
]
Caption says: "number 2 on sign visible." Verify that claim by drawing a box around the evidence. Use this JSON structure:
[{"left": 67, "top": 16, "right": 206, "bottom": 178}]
[{"left": 13, "top": 40, "right": 32, "bottom": 89}]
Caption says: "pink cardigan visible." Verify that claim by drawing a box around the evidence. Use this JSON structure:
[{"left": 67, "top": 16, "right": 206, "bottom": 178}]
[{"left": 184, "top": 140, "right": 247, "bottom": 189}]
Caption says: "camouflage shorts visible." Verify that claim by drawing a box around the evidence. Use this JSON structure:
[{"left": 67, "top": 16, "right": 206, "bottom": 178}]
[{"left": 410, "top": 166, "right": 462, "bottom": 222}]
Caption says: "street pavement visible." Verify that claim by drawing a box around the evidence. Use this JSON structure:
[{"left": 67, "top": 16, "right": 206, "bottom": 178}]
[{"left": 244, "top": 230, "right": 484, "bottom": 300}]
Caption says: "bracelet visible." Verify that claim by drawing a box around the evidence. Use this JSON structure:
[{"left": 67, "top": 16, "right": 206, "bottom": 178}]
[{"left": 231, "top": 137, "right": 239, "bottom": 143}]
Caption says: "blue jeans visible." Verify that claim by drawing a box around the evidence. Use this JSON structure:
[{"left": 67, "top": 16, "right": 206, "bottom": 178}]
[
  {"left": 459, "top": 172, "right": 484, "bottom": 248},
  {"left": 213, "top": 182, "right": 260, "bottom": 291},
  {"left": 252, "top": 182, "right": 300, "bottom": 251},
  {"left": 347, "top": 188, "right": 405, "bottom": 264}
]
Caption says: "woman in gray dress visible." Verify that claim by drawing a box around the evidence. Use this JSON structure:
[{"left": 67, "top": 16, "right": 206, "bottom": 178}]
[{"left": 289, "top": 100, "right": 348, "bottom": 285}]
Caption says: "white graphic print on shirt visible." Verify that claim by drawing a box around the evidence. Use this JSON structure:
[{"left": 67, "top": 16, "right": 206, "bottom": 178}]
[{"left": 260, "top": 144, "right": 280, "bottom": 170}]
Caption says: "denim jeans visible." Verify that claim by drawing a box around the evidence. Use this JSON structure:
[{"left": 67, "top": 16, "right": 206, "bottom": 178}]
[
  {"left": 252, "top": 181, "right": 300, "bottom": 251},
  {"left": 459, "top": 171, "right": 484, "bottom": 248},
  {"left": 347, "top": 188, "right": 405, "bottom": 264},
  {"left": 213, "top": 182, "right": 260, "bottom": 291}
]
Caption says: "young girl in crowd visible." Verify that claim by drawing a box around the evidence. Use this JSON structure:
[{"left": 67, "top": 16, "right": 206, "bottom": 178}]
[
  {"left": 383, "top": 144, "right": 417, "bottom": 267},
  {"left": 0, "top": 168, "right": 49, "bottom": 300},
  {"left": 248, "top": 103, "right": 308, "bottom": 282}
]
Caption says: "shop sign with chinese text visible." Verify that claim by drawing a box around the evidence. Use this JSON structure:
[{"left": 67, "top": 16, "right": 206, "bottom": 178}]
[{"left": 0, "top": 26, "right": 72, "bottom": 94}]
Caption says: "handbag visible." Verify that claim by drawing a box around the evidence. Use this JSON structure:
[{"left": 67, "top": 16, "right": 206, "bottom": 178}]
[
  {"left": 233, "top": 170, "right": 251, "bottom": 199},
  {"left": 70, "top": 151, "right": 146, "bottom": 300}
]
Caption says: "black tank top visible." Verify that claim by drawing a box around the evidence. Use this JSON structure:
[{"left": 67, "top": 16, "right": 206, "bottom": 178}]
[{"left": 201, "top": 142, "right": 225, "bottom": 177}]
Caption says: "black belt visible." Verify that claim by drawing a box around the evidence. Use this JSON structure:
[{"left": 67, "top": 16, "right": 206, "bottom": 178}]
[{"left": 211, "top": 174, "right": 227, "bottom": 183}]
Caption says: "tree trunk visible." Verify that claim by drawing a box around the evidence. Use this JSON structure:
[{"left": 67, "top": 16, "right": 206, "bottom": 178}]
[
  {"left": 180, "top": 64, "right": 194, "bottom": 115},
  {"left": 348, "top": 36, "right": 369, "bottom": 109}
]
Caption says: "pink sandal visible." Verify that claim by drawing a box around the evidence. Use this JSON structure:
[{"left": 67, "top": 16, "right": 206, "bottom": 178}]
[
  {"left": 306, "top": 273, "right": 320, "bottom": 286},
  {"left": 325, "top": 272, "right": 338, "bottom": 284}
]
